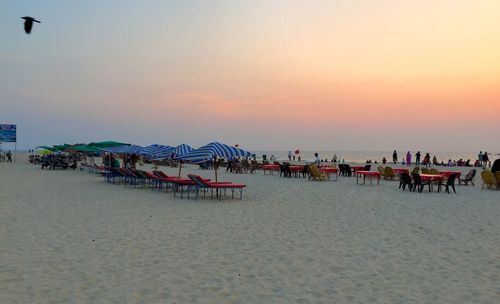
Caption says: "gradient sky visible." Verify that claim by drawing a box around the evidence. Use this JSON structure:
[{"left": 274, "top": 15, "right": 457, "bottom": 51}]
[{"left": 1, "top": 0, "right": 499, "bottom": 151}]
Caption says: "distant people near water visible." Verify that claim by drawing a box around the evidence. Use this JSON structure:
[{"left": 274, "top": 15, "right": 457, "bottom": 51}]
[
  {"left": 314, "top": 153, "right": 320, "bottom": 166},
  {"left": 288, "top": 151, "right": 292, "bottom": 161},
  {"left": 423, "top": 153, "right": 431, "bottom": 167},
  {"left": 478, "top": 151, "right": 483, "bottom": 166},
  {"left": 332, "top": 154, "right": 337, "bottom": 163},
  {"left": 293, "top": 155, "right": 296, "bottom": 161},
  {"left": 447, "top": 159, "right": 453, "bottom": 166},
  {"left": 415, "top": 151, "right": 421, "bottom": 167},
  {"left": 297, "top": 155, "right": 301, "bottom": 161},
  {"left": 392, "top": 150, "right": 397, "bottom": 164},
  {"left": 382, "top": 157, "right": 387, "bottom": 164},
  {"left": 432, "top": 155, "right": 438, "bottom": 166},
  {"left": 270, "top": 154, "right": 276, "bottom": 162},
  {"left": 402, "top": 158, "right": 405, "bottom": 165},
  {"left": 406, "top": 151, "right": 412, "bottom": 167},
  {"left": 483, "top": 152, "right": 489, "bottom": 169},
  {"left": 6, "top": 150, "right": 12, "bottom": 162}
]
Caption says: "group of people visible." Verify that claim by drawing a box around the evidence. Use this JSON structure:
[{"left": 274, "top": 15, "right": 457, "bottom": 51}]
[{"left": 0, "top": 150, "right": 13, "bottom": 163}]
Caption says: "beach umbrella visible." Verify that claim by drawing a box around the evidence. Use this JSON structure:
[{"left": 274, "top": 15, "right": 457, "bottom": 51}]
[
  {"left": 89, "top": 141, "right": 130, "bottom": 148},
  {"left": 37, "top": 148, "right": 52, "bottom": 155},
  {"left": 177, "top": 142, "right": 252, "bottom": 181},
  {"left": 139, "top": 144, "right": 174, "bottom": 159}
]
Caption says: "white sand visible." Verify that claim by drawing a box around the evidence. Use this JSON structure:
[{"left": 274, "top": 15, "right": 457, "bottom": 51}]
[{"left": 1, "top": 155, "right": 499, "bottom": 303}]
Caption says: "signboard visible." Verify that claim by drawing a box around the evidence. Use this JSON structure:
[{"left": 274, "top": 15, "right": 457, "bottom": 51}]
[{"left": 0, "top": 124, "right": 16, "bottom": 142}]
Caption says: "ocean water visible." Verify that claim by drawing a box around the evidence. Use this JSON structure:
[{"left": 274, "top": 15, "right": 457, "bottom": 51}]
[{"left": 251, "top": 150, "right": 499, "bottom": 164}]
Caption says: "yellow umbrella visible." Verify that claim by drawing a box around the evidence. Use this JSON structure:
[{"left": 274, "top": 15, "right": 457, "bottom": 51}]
[{"left": 38, "top": 149, "right": 52, "bottom": 155}]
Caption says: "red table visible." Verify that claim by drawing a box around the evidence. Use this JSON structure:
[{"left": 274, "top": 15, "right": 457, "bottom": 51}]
[
  {"left": 289, "top": 165, "right": 305, "bottom": 177},
  {"left": 356, "top": 171, "right": 381, "bottom": 185},
  {"left": 351, "top": 166, "right": 365, "bottom": 174},
  {"left": 262, "top": 164, "right": 280, "bottom": 175},
  {"left": 393, "top": 168, "right": 410, "bottom": 174},
  {"left": 320, "top": 167, "right": 339, "bottom": 181},
  {"left": 439, "top": 171, "right": 461, "bottom": 178},
  {"left": 419, "top": 174, "right": 444, "bottom": 192}
]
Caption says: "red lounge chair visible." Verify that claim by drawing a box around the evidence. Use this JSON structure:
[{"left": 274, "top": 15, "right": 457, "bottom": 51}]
[{"left": 188, "top": 174, "right": 246, "bottom": 201}]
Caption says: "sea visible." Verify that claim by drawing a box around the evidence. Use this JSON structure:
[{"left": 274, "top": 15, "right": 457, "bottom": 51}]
[{"left": 251, "top": 151, "right": 499, "bottom": 164}]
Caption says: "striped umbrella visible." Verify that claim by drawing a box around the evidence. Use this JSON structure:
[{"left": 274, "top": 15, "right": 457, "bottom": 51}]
[
  {"left": 139, "top": 145, "right": 173, "bottom": 159},
  {"left": 177, "top": 142, "right": 252, "bottom": 180}
]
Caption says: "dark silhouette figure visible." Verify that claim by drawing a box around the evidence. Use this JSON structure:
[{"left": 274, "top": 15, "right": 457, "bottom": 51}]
[{"left": 21, "top": 16, "right": 41, "bottom": 34}]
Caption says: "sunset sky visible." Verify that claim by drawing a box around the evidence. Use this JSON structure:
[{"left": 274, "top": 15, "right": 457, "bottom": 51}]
[{"left": 1, "top": 0, "right": 499, "bottom": 151}]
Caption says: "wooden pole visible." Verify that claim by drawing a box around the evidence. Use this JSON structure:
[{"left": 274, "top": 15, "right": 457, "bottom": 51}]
[
  {"left": 178, "top": 161, "right": 182, "bottom": 177},
  {"left": 214, "top": 155, "right": 218, "bottom": 182}
]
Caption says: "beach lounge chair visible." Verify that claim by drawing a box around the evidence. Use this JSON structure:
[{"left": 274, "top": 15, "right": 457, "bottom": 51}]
[
  {"left": 187, "top": 174, "right": 246, "bottom": 201},
  {"left": 308, "top": 165, "right": 327, "bottom": 181},
  {"left": 383, "top": 167, "right": 396, "bottom": 180},
  {"left": 377, "top": 166, "right": 385, "bottom": 174},
  {"left": 411, "top": 173, "right": 430, "bottom": 193},
  {"left": 481, "top": 170, "right": 496, "bottom": 189},
  {"left": 421, "top": 168, "right": 430, "bottom": 174},
  {"left": 495, "top": 172, "right": 500, "bottom": 189},
  {"left": 344, "top": 164, "right": 352, "bottom": 177},
  {"left": 399, "top": 172, "right": 413, "bottom": 191},
  {"left": 458, "top": 169, "right": 476, "bottom": 186},
  {"left": 438, "top": 173, "right": 458, "bottom": 193},
  {"left": 429, "top": 168, "right": 440, "bottom": 175}
]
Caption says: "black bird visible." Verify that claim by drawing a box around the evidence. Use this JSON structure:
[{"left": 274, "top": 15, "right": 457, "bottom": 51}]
[{"left": 21, "top": 16, "right": 41, "bottom": 34}]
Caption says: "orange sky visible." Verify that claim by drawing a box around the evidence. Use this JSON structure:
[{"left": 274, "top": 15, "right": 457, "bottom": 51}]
[{"left": 1, "top": 0, "right": 499, "bottom": 150}]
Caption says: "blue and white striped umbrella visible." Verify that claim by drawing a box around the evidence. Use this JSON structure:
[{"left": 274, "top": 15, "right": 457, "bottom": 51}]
[
  {"left": 139, "top": 144, "right": 173, "bottom": 159},
  {"left": 173, "top": 144, "right": 194, "bottom": 157},
  {"left": 177, "top": 142, "right": 252, "bottom": 164}
]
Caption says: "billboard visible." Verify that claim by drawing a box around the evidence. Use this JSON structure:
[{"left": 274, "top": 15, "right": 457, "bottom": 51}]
[{"left": 0, "top": 124, "right": 16, "bottom": 142}]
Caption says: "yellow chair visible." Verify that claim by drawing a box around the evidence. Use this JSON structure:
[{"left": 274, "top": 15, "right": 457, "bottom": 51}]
[
  {"left": 481, "top": 170, "right": 496, "bottom": 189},
  {"left": 429, "top": 168, "right": 440, "bottom": 175},
  {"left": 421, "top": 168, "right": 430, "bottom": 174},
  {"left": 308, "top": 165, "right": 327, "bottom": 181},
  {"left": 378, "top": 166, "right": 385, "bottom": 174},
  {"left": 383, "top": 167, "right": 396, "bottom": 180},
  {"left": 494, "top": 172, "right": 500, "bottom": 189}
]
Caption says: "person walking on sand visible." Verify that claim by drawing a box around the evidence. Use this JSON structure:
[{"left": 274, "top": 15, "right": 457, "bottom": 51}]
[
  {"left": 478, "top": 151, "right": 483, "bottom": 166},
  {"left": 483, "top": 152, "right": 489, "bottom": 169},
  {"left": 406, "top": 151, "right": 412, "bottom": 167},
  {"left": 392, "top": 150, "right": 398, "bottom": 164},
  {"left": 6, "top": 150, "right": 12, "bottom": 163},
  {"left": 415, "top": 151, "right": 421, "bottom": 167}
]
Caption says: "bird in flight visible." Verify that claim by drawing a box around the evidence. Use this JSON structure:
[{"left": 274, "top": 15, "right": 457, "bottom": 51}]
[{"left": 21, "top": 16, "right": 41, "bottom": 34}]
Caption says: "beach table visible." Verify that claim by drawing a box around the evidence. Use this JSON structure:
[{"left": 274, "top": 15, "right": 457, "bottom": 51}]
[
  {"left": 262, "top": 164, "right": 280, "bottom": 175},
  {"left": 439, "top": 171, "right": 462, "bottom": 179},
  {"left": 320, "top": 167, "right": 339, "bottom": 181},
  {"left": 419, "top": 174, "right": 444, "bottom": 192},
  {"left": 356, "top": 171, "right": 381, "bottom": 185},
  {"left": 351, "top": 166, "right": 365, "bottom": 174},
  {"left": 289, "top": 165, "right": 305, "bottom": 177},
  {"left": 393, "top": 168, "right": 410, "bottom": 174}
]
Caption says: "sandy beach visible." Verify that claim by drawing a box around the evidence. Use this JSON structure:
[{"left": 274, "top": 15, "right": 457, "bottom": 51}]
[{"left": 1, "top": 154, "right": 499, "bottom": 303}]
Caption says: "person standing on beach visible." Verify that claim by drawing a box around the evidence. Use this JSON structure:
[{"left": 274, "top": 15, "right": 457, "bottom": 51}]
[
  {"left": 6, "top": 150, "right": 12, "bottom": 162},
  {"left": 483, "top": 152, "right": 489, "bottom": 169},
  {"left": 415, "top": 151, "right": 421, "bottom": 167},
  {"left": 423, "top": 153, "right": 431, "bottom": 167},
  {"left": 406, "top": 151, "right": 412, "bottom": 167},
  {"left": 314, "top": 153, "right": 321, "bottom": 166},
  {"left": 288, "top": 151, "right": 292, "bottom": 161},
  {"left": 478, "top": 151, "right": 483, "bottom": 166},
  {"left": 392, "top": 150, "right": 398, "bottom": 164}
]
